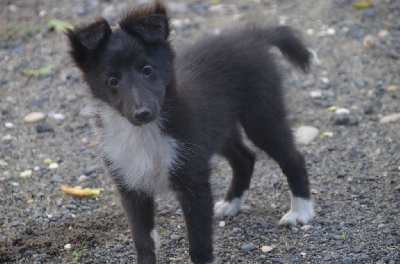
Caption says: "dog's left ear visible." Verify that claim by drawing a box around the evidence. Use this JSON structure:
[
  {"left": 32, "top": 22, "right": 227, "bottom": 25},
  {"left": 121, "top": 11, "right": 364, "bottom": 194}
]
[{"left": 119, "top": 0, "right": 170, "bottom": 43}]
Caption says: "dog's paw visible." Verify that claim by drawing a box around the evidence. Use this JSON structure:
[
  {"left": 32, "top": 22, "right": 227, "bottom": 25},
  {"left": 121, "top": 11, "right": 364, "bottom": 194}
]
[
  {"left": 214, "top": 197, "right": 244, "bottom": 220},
  {"left": 279, "top": 197, "right": 313, "bottom": 226}
]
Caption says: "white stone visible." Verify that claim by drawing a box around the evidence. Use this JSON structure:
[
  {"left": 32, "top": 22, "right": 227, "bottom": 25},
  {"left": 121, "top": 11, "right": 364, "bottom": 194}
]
[
  {"left": 326, "top": 28, "right": 336, "bottom": 35},
  {"left": 378, "top": 30, "right": 389, "bottom": 38},
  {"left": 363, "top": 34, "right": 378, "bottom": 49},
  {"left": 2, "top": 134, "right": 13, "bottom": 142},
  {"left": 64, "top": 243, "right": 71, "bottom": 250},
  {"left": 49, "top": 163, "right": 59, "bottom": 169},
  {"left": 335, "top": 108, "right": 350, "bottom": 115},
  {"left": 51, "top": 113, "right": 65, "bottom": 121},
  {"left": 23, "top": 112, "right": 46, "bottom": 123},
  {"left": 301, "top": 225, "right": 313, "bottom": 231},
  {"left": 321, "top": 77, "right": 330, "bottom": 85},
  {"left": 310, "top": 90, "right": 322, "bottom": 98},
  {"left": 295, "top": 126, "right": 319, "bottom": 145},
  {"left": 77, "top": 175, "right": 88, "bottom": 182},
  {"left": 20, "top": 170, "right": 33, "bottom": 178},
  {"left": 5, "top": 122, "right": 14, "bottom": 128},
  {"left": 218, "top": 221, "right": 225, "bottom": 227},
  {"left": 261, "top": 246, "right": 274, "bottom": 253},
  {"left": 380, "top": 113, "right": 400, "bottom": 124},
  {"left": 306, "top": 28, "right": 314, "bottom": 35}
]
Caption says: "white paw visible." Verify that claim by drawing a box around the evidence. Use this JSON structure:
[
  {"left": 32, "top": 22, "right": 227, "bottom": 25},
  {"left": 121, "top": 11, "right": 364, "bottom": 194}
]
[
  {"left": 214, "top": 196, "right": 244, "bottom": 220},
  {"left": 279, "top": 196, "right": 314, "bottom": 226}
]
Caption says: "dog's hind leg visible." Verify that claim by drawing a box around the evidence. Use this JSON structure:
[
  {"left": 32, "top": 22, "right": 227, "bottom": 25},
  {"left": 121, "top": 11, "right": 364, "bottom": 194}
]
[
  {"left": 241, "top": 115, "right": 313, "bottom": 226},
  {"left": 214, "top": 130, "right": 256, "bottom": 219}
]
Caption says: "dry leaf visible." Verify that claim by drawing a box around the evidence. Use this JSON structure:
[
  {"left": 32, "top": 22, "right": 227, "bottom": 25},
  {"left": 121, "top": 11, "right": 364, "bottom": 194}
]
[
  {"left": 26, "top": 65, "right": 53, "bottom": 77},
  {"left": 351, "top": 1, "right": 373, "bottom": 8},
  {"left": 61, "top": 184, "right": 100, "bottom": 198},
  {"left": 46, "top": 18, "right": 73, "bottom": 34}
]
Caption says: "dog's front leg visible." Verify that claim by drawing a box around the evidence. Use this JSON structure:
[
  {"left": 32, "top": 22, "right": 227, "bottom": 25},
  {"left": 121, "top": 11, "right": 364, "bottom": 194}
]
[
  {"left": 172, "top": 172, "right": 215, "bottom": 264},
  {"left": 119, "top": 188, "right": 157, "bottom": 264}
]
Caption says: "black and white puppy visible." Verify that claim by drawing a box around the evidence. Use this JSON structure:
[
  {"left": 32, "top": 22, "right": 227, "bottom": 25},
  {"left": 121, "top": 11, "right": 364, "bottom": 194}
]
[{"left": 67, "top": 1, "right": 313, "bottom": 263}]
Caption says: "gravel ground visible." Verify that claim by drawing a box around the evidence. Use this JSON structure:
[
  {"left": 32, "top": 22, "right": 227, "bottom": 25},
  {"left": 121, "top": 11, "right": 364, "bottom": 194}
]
[{"left": 1, "top": 0, "right": 399, "bottom": 263}]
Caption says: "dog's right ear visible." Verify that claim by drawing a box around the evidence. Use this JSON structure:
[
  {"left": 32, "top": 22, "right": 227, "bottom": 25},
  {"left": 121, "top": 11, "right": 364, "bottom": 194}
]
[
  {"left": 66, "top": 18, "right": 111, "bottom": 71},
  {"left": 119, "top": 1, "right": 170, "bottom": 44}
]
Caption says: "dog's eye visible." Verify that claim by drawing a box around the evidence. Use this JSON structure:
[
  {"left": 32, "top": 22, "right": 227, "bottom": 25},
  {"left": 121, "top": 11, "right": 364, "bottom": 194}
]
[
  {"left": 107, "top": 77, "right": 119, "bottom": 87},
  {"left": 142, "top": 65, "right": 153, "bottom": 76}
]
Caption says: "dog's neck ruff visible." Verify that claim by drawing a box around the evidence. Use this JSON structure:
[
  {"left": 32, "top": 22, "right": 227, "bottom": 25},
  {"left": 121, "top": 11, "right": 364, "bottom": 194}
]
[{"left": 95, "top": 101, "right": 179, "bottom": 195}]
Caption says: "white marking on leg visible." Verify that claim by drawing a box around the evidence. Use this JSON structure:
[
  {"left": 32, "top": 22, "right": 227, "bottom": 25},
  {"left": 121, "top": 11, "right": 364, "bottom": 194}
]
[
  {"left": 307, "top": 48, "right": 321, "bottom": 65},
  {"left": 214, "top": 193, "right": 246, "bottom": 220},
  {"left": 150, "top": 229, "right": 159, "bottom": 254},
  {"left": 279, "top": 194, "right": 314, "bottom": 226}
]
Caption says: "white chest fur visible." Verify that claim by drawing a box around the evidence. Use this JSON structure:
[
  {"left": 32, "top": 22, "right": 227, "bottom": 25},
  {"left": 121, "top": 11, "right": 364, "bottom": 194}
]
[{"left": 97, "top": 104, "right": 179, "bottom": 195}]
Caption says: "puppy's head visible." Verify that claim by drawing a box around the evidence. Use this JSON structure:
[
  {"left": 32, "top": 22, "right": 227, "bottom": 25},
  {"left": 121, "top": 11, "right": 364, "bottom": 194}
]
[{"left": 66, "top": 1, "right": 173, "bottom": 126}]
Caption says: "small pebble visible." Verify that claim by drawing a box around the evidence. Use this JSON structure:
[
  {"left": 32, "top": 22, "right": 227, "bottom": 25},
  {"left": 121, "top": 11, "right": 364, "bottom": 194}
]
[
  {"left": 378, "top": 30, "right": 389, "bottom": 38},
  {"left": 321, "top": 131, "right": 333, "bottom": 138},
  {"left": 49, "top": 163, "right": 59, "bottom": 169},
  {"left": 78, "top": 175, "right": 89, "bottom": 182},
  {"left": 64, "top": 244, "right": 72, "bottom": 250},
  {"left": 388, "top": 85, "right": 400, "bottom": 91},
  {"left": 35, "top": 123, "right": 54, "bottom": 133},
  {"left": 50, "top": 113, "right": 66, "bottom": 122},
  {"left": 2, "top": 134, "right": 13, "bottom": 142},
  {"left": 300, "top": 225, "right": 313, "bottom": 231},
  {"left": 355, "top": 79, "right": 367, "bottom": 87},
  {"left": 50, "top": 176, "right": 62, "bottom": 182},
  {"left": 335, "top": 108, "right": 350, "bottom": 115},
  {"left": 363, "top": 35, "right": 377, "bottom": 49},
  {"left": 321, "top": 77, "right": 330, "bottom": 85},
  {"left": 20, "top": 170, "right": 33, "bottom": 178},
  {"left": 326, "top": 28, "right": 336, "bottom": 35},
  {"left": 5, "top": 122, "right": 14, "bottom": 129},
  {"left": 379, "top": 113, "right": 400, "bottom": 123},
  {"left": 24, "top": 112, "right": 46, "bottom": 123},
  {"left": 43, "top": 158, "right": 52, "bottom": 164},
  {"left": 219, "top": 221, "right": 225, "bottom": 227},
  {"left": 295, "top": 126, "right": 319, "bottom": 145},
  {"left": 242, "top": 243, "right": 255, "bottom": 253},
  {"left": 363, "top": 104, "right": 373, "bottom": 114},
  {"left": 333, "top": 114, "right": 350, "bottom": 125},
  {"left": 261, "top": 246, "right": 274, "bottom": 253},
  {"left": 170, "top": 234, "right": 180, "bottom": 240},
  {"left": 310, "top": 90, "right": 322, "bottom": 98}
]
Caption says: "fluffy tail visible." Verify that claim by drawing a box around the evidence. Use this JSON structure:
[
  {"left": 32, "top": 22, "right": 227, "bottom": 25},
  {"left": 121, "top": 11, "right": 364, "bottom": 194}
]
[{"left": 268, "top": 26, "right": 311, "bottom": 73}]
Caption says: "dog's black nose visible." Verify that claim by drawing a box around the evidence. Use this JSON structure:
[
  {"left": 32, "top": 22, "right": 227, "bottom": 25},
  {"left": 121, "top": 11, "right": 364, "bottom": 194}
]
[{"left": 134, "top": 107, "right": 152, "bottom": 123}]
